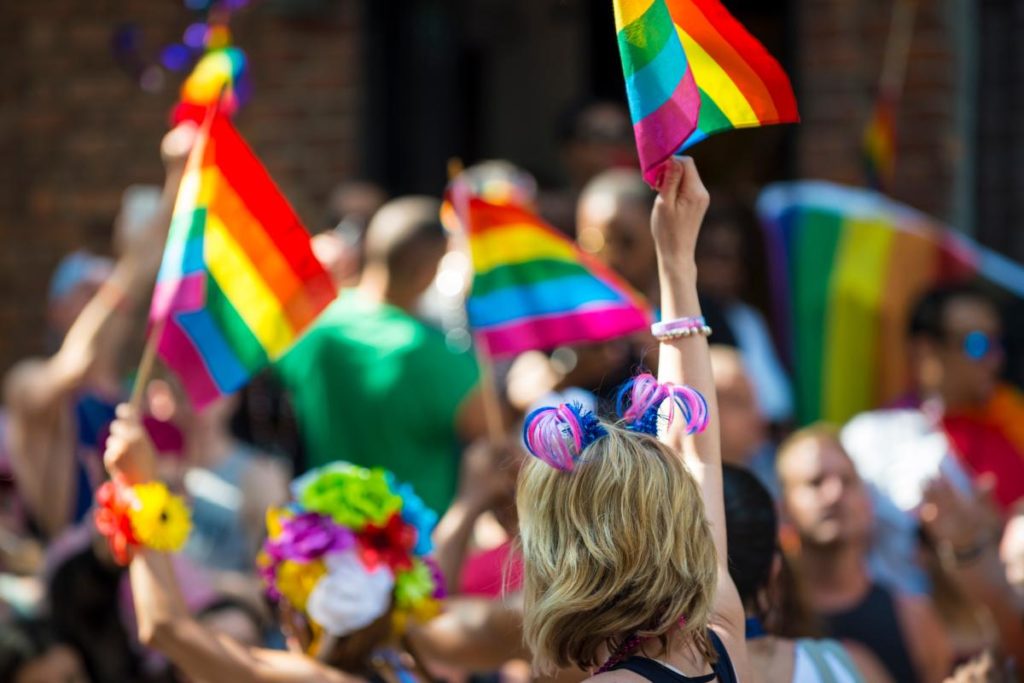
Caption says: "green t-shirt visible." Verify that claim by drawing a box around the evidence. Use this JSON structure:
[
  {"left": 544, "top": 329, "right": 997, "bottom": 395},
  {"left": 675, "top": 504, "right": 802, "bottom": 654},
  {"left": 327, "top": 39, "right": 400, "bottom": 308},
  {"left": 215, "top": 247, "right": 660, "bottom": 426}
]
[{"left": 276, "top": 290, "right": 479, "bottom": 513}]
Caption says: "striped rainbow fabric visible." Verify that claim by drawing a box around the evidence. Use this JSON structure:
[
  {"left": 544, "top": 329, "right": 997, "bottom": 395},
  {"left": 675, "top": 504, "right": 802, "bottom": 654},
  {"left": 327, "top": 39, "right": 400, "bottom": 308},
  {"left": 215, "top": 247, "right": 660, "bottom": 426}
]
[
  {"left": 151, "top": 113, "right": 336, "bottom": 409},
  {"left": 614, "top": 0, "right": 800, "bottom": 185},
  {"left": 463, "top": 197, "right": 651, "bottom": 358},
  {"left": 758, "top": 181, "right": 1024, "bottom": 425}
]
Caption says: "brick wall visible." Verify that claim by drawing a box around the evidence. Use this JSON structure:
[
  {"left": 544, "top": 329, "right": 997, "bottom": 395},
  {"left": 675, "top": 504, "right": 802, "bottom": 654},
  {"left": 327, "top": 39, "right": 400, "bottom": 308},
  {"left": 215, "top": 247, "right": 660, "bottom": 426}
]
[
  {"left": 796, "top": 0, "right": 959, "bottom": 221},
  {"left": 0, "top": 0, "right": 362, "bottom": 374}
]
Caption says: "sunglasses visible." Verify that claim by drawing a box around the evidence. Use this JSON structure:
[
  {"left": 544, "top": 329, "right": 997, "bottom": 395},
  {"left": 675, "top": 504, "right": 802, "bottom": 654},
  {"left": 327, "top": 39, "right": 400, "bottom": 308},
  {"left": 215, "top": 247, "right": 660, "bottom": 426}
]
[{"left": 957, "top": 330, "right": 1003, "bottom": 361}]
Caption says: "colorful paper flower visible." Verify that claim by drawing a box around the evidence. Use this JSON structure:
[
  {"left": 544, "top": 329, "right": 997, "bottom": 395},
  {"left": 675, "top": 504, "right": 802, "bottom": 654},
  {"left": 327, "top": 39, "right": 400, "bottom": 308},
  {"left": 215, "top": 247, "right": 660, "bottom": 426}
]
[
  {"left": 275, "top": 559, "right": 327, "bottom": 611},
  {"left": 264, "top": 511, "right": 355, "bottom": 563},
  {"left": 127, "top": 482, "right": 192, "bottom": 553},
  {"left": 388, "top": 475, "right": 438, "bottom": 556},
  {"left": 356, "top": 513, "right": 416, "bottom": 572},
  {"left": 94, "top": 481, "right": 139, "bottom": 566},
  {"left": 423, "top": 556, "right": 447, "bottom": 600},
  {"left": 297, "top": 464, "right": 402, "bottom": 531},
  {"left": 394, "top": 559, "right": 436, "bottom": 611}
]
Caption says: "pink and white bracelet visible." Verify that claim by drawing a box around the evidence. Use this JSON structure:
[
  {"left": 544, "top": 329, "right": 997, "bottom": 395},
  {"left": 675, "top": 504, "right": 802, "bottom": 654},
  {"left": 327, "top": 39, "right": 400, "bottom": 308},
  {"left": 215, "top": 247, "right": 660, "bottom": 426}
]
[{"left": 651, "top": 315, "right": 712, "bottom": 341}]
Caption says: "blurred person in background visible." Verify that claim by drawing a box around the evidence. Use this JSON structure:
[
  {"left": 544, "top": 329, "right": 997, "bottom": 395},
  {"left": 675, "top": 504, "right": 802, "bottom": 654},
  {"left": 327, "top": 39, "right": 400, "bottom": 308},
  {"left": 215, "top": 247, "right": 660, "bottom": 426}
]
[
  {"left": 778, "top": 425, "right": 953, "bottom": 683},
  {"left": 2, "top": 124, "right": 195, "bottom": 542},
  {"left": 539, "top": 99, "right": 636, "bottom": 235},
  {"left": 722, "top": 464, "right": 893, "bottom": 682},
  {"left": 277, "top": 197, "right": 488, "bottom": 513},
  {"left": 0, "top": 618, "right": 91, "bottom": 683},
  {"left": 920, "top": 477, "right": 1024, "bottom": 678},
  {"left": 711, "top": 346, "right": 778, "bottom": 499},
  {"left": 696, "top": 201, "right": 793, "bottom": 424},
  {"left": 842, "top": 284, "right": 1024, "bottom": 597},
  {"left": 312, "top": 180, "right": 389, "bottom": 289}
]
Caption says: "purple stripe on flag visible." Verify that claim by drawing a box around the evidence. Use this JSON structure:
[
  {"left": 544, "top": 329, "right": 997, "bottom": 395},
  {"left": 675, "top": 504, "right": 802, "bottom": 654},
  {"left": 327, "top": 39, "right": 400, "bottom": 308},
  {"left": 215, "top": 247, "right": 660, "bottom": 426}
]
[
  {"left": 478, "top": 306, "right": 650, "bottom": 358},
  {"left": 633, "top": 66, "right": 701, "bottom": 186},
  {"left": 150, "top": 272, "right": 206, "bottom": 324},
  {"left": 157, "top": 318, "right": 222, "bottom": 409}
]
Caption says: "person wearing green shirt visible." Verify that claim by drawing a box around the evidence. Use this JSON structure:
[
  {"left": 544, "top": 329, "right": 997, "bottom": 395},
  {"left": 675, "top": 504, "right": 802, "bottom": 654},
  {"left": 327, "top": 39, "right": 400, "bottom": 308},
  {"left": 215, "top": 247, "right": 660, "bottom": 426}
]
[{"left": 277, "top": 197, "right": 486, "bottom": 513}]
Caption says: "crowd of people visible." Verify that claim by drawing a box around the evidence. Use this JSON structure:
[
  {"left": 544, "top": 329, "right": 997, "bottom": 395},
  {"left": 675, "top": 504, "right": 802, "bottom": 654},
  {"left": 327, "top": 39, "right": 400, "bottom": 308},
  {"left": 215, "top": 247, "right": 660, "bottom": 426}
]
[{"left": 1, "top": 99, "right": 1023, "bottom": 683}]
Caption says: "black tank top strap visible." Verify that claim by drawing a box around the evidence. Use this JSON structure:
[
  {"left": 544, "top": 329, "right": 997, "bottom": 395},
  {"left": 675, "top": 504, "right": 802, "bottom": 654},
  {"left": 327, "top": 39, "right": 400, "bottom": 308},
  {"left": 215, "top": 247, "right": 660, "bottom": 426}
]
[
  {"left": 607, "top": 631, "right": 737, "bottom": 683},
  {"left": 608, "top": 658, "right": 716, "bottom": 683}
]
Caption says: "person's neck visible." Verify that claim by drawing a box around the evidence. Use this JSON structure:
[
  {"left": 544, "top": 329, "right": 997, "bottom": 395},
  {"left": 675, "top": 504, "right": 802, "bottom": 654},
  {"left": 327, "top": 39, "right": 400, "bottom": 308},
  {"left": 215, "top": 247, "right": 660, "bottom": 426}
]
[
  {"left": 357, "top": 265, "right": 420, "bottom": 313},
  {"left": 798, "top": 540, "right": 872, "bottom": 613},
  {"left": 187, "top": 420, "right": 235, "bottom": 469}
]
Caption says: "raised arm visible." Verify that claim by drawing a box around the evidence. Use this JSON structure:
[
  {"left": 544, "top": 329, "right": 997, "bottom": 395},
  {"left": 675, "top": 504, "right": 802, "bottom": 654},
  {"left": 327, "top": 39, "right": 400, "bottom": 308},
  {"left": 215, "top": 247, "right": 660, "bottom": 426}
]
[
  {"left": 103, "top": 405, "right": 355, "bottom": 683},
  {"left": 650, "top": 159, "right": 749, "bottom": 671},
  {"left": 651, "top": 158, "right": 722, "bottom": 562},
  {"left": 3, "top": 124, "right": 195, "bottom": 539}
]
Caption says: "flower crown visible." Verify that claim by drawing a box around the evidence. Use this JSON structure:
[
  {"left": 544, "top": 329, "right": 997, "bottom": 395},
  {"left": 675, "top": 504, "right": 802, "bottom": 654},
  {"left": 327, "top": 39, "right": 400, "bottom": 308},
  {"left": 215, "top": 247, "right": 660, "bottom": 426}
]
[
  {"left": 522, "top": 374, "right": 709, "bottom": 472},
  {"left": 258, "top": 463, "right": 445, "bottom": 640}
]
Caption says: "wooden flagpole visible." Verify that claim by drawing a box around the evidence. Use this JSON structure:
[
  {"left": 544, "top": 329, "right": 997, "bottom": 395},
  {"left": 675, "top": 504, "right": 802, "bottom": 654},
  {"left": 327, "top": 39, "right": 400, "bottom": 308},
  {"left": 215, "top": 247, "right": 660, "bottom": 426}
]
[{"left": 447, "top": 158, "right": 506, "bottom": 442}]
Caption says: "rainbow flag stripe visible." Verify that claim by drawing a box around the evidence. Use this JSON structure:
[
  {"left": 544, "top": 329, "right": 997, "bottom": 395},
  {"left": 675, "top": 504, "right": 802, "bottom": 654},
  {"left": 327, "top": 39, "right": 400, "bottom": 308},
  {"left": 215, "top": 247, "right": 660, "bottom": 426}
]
[
  {"left": 758, "top": 181, "right": 1024, "bottom": 425},
  {"left": 152, "top": 114, "right": 335, "bottom": 408},
  {"left": 464, "top": 198, "right": 651, "bottom": 357},
  {"left": 614, "top": 0, "right": 799, "bottom": 184}
]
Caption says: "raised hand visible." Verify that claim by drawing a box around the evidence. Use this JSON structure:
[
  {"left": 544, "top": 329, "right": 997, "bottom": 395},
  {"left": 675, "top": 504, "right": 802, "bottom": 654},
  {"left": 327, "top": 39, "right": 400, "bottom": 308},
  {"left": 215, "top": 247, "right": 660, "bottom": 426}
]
[
  {"left": 651, "top": 156, "right": 710, "bottom": 265},
  {"left": 103, "top": 403, "right": 158, "bottom": 486}
]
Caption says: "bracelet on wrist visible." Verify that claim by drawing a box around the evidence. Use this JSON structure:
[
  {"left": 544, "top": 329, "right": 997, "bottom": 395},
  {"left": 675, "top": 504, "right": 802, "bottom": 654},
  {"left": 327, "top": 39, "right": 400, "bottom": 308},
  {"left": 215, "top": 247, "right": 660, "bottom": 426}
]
[
  {"left": 652, "top": 316, "right": 712, "bottom": 342},
  {"left": 95, "top": 480, "right": 192, "bottom": 565}
]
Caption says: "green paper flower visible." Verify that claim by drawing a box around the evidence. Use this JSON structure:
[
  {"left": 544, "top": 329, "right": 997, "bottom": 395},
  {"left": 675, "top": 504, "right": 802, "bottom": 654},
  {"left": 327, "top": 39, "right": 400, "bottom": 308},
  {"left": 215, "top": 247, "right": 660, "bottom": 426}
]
[
  {"left": 394, "top": 559, "right": 436, "bottom": 611},
  {"left": 298, "top": 464, "right": 402, "bottom": 531}
]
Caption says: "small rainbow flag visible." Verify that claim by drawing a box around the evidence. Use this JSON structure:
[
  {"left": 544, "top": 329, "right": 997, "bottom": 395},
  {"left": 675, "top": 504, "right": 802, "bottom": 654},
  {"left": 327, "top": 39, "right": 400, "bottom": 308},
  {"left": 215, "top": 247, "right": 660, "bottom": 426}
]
[
  {"left": 151, "top": 112, "right": 336, "bottom": 409},
  {"left": 614, "top": 0, "right": 800, "bottom": 185},
  {"left": 862, "top": 92, "right": 898, "bottom": 192},
  {"left": 758, "top": 181, "right": 1024, "bottom": 425},
  {"left": 461, "top": 197, "right": 651, "bottom": 358},
  {"left": 173, "top": 46, "right": 250, "bottom": 125}
]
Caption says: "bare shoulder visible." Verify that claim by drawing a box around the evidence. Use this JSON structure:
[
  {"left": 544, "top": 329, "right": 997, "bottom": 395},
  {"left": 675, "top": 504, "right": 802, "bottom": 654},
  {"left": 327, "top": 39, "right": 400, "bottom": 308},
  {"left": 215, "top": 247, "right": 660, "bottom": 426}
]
[
  {"left": 841, "top": 640, "right": 895, "bottom": 683},
  {"left": 585, "top": 670, "right": 647, "bottom": 683}
]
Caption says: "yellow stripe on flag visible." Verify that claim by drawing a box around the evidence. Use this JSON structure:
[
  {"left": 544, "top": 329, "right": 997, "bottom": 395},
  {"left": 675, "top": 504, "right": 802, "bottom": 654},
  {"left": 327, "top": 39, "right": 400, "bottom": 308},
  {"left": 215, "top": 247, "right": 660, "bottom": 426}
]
[
  {"left": 614, "top": 0, "right": 657, "bottom": 32},
  {"left": 822, "top": 218, "right": 895, "bottom": 423},
  {"left": 205, "top": 213, "right": 297, "bottom": 358},
  {"left": 470, "top": 225, "right": 577, "bottom": 274},
  {"left": 675, "top": 25, "right": 758, "bottom": 126}
]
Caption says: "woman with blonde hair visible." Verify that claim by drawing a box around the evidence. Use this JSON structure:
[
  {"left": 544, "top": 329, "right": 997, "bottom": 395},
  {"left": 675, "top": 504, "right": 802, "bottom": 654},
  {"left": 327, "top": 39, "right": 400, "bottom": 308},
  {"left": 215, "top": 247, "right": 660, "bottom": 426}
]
[{"left": 516, "top": 158, "right": 751, "bottom": 683}]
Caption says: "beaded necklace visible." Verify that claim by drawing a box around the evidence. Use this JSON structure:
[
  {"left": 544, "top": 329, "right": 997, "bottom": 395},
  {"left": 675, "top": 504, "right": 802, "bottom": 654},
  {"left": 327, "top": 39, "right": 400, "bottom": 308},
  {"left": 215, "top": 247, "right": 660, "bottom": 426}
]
[{"left": 595, "top": 617, "right": 688, "bottom": 674}]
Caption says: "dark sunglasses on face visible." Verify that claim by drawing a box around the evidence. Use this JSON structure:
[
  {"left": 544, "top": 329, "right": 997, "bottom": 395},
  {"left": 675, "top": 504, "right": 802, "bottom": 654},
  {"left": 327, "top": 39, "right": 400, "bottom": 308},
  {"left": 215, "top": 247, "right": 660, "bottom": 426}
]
[{"left": 957, "top": 330, "right": 1003, "bottom": 361}]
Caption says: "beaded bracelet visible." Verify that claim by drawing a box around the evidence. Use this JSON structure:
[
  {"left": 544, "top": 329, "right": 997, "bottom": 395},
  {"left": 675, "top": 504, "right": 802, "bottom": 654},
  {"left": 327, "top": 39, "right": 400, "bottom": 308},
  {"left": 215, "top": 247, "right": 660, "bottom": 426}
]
[
  {"left": 95, "top": 480, "right": 192, "bottom": 565},
  {"left": 651, "top": 315, "right": 712, "bottom": 342}
]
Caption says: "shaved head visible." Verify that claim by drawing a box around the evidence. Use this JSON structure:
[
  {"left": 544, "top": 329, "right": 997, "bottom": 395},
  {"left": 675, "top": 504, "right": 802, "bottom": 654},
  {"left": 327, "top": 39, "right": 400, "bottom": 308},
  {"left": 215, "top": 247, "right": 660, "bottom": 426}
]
[{"left": 363, "top": 196, "right": 447, "bottom": 274}]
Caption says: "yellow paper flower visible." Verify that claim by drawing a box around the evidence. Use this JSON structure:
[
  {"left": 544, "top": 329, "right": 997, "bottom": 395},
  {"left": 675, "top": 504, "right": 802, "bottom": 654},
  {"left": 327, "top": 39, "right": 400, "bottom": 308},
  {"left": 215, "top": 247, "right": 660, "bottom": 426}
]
[
  {"left": 276, "top": 559, "right": 327, "bottom": 611},
  {"left": 128, "top": 483, "right": 192, "bottom": 552}
]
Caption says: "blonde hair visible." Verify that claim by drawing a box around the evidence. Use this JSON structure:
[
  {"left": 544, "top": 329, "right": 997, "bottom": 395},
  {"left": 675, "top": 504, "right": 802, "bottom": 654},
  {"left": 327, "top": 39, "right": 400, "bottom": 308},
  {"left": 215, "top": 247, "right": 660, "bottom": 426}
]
[{"left": 516, "top": 424, "right": 718, "bottom": 673}]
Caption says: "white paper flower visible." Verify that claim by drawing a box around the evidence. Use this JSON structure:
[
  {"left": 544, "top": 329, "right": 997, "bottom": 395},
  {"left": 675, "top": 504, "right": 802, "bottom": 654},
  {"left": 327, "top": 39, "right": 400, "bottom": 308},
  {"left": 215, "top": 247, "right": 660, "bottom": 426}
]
[{"left": 306, "top": 550, "right": 394, "bottom": 637}]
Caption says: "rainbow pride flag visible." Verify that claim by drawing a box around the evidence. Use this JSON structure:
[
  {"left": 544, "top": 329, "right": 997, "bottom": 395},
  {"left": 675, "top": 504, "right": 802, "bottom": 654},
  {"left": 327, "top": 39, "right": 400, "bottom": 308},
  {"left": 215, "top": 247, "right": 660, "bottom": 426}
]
[
  {"left": 614, "top": 0, "right": 799, "bottom": 185},
  {"left": 151, "top": 113, "right": 336, "bottom": 409},
  {"left": 758, "top": 181, "right": 1024, "bottom": 425},
  {"left": 862, "top": 93, "right": 898, "bottom": 192},
  {"left": 462, "top": 197, "right": 651, "bottom": 358}
]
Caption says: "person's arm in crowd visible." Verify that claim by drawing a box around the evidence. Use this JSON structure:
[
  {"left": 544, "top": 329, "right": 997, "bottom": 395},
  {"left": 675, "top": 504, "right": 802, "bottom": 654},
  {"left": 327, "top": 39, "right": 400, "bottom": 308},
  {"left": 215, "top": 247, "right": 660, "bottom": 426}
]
[
  {"left": 921, "top": 477, "right": 1024, "bottom": 671},
  {"left": 432, "top": 440, "right": 512, "bottom": 593},
  {"left": 651, "top": 158, "right": 750, "bottom": 679},
  {"left": 2, "top": 124, "right": 195, "bottom": 540},
  {"left": 407, "top": 595, "right": 529, "bottom": 670},
  {"left": 104, "top": 405, "right": 360, "bottom": 683},
  {"left": 896, "top": 593, "right": 955, "bottom": 683}
]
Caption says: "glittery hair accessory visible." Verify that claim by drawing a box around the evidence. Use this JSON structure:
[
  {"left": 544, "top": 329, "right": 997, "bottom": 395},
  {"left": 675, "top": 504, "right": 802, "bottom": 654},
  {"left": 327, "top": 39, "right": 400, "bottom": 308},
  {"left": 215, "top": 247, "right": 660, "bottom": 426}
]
[
  {"left": 615, "top": 373, "right": 709, "bottom": 437},
  {"left": 522, "top": 403, "right": 607, "bottom": 472},
  {"left": 259, "top": 463, "right": 445, "bottom": 641}
]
